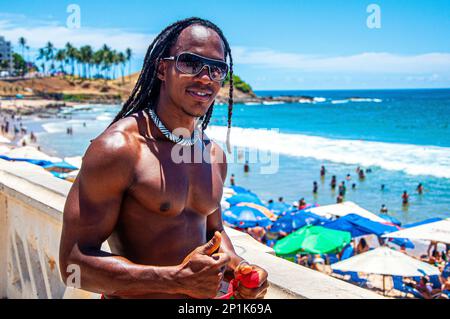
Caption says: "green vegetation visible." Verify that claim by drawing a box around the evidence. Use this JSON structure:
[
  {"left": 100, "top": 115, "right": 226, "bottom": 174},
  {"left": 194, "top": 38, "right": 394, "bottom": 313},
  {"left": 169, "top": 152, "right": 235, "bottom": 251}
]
[
  {"left": 16, "top": 37, "right": 132, "bottom": 82},
  {"left": 225, "top": 74, "right": 253, "bottom": 93},
  {"left": 13, "top": 53, "right": 27, "bottom": 75},
  {"left": 62, "top": 93, "right": 122, "bottom": 102}
]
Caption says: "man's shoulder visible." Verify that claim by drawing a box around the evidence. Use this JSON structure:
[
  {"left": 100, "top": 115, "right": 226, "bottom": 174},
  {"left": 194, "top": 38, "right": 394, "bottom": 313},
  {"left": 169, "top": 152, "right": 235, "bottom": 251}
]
[{"left": 84, "top": 115, "right": 144, "bottom": 166}]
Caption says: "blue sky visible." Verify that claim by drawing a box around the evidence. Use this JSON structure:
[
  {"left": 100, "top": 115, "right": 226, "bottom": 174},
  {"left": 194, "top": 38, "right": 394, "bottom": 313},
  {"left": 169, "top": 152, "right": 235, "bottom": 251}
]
[{"left": 1, "top": 0, "right": 450, "bottom": 89}]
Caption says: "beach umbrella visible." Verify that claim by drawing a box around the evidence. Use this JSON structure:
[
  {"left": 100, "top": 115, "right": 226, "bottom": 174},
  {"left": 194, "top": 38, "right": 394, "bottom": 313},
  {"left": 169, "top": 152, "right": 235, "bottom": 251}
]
[
  {"left": 403, "top": 218, "right": 442, "bottom": 229},
  {"left": 64, "top": 156, "right": 83, "bottom": 169},
  {"left": 382, "top": 218, "right": 450, "bottom": 244},
  {"left": 43, "top": 161, "right": 78, "bottom": 173},
  {"left": 225, "top": 193, "right": 263, "bottom": 206},
  {"left": 267, "top": 201, "right": 291, "bottom": 215},
  {"left": 0, "top": 136, "right": 11, "bottom": 144},
  {"left": 223, "top": 205, "right": 272, "bottom": 228},
  {"left": 322, "top": 215, "right": 368, "bottom": 238},
  {"left": 230, "top": 185, "right": 253, "bottom": 194},
  {"left": 379, "top": 214, "right": 402, "bottom": 227},
  {"left": 331, "top": 246, "right": 441, "bottom": 295},
  {"left": 306, "top": 201, "right": 387, "bottom": 223},
  {"left": 271, "top": 210, "right": 328, "bottom": 233},
  {"left": 274, "top": 225, "right": 351, "bottom": 255},
  {"left": 236, "top": 202, "right": 277, "bottom": 221},
  {"left": 65, "top": 169, "right": 80, "bottom": 183},
  {"left": 322, "top": 214, "right": 414, "bottom": 249},
  {"left": 6, "top": 146, "right": 62, "bottom": 162}
]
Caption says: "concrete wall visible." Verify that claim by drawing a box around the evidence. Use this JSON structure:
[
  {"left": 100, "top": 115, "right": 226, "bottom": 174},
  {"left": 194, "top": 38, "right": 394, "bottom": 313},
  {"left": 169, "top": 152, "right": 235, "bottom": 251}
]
[{"left": 0, "top": 159, "right": 383, "bottom": 299}]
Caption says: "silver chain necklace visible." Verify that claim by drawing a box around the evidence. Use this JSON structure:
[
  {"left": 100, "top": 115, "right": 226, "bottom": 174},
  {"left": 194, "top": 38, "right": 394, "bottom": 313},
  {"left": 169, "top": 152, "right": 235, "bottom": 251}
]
[{"left": 147, "top": 108, "right": 200, "bottom": 147}]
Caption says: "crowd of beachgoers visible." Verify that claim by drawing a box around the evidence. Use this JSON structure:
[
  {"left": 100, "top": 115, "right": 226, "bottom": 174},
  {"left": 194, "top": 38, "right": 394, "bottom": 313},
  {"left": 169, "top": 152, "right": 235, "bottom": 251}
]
[{"left": 222, "top": 175, "right": 450, "bottom": 299}]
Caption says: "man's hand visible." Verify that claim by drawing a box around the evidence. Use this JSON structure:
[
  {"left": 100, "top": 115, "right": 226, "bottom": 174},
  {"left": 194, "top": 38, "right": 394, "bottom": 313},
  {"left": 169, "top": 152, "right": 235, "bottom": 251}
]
[
  {"left": 234, "top": 262, "right": 269, "bottom": 299},
  {"left": 174, "top": 232, "right": 230, "bottom": 299}
]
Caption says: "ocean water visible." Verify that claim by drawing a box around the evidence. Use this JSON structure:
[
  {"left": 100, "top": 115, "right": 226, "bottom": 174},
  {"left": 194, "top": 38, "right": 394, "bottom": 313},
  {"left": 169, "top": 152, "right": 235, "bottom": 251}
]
[{"left": 27, "top": 89, "right": 450, "bottom": 224}]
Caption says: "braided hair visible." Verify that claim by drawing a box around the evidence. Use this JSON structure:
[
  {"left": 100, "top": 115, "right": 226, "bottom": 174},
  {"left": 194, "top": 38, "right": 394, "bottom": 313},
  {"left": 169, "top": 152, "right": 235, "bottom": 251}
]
[{"left": 111, "top": 17, "right": 234, "bottom": 152}]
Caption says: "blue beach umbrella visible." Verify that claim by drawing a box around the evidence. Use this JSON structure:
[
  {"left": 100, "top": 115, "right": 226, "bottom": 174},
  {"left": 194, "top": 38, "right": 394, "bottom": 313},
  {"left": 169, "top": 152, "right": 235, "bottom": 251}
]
[
  {"left": 403, "top": 218, "right": 442, "bottom": 228},
  {"left": 267, "top": 201, "right": 291, "bottom": 215},
  {"left": 230, "top": 185, "right": 255, "bottom": 194},
  {"left": 322, "top": 214, "right": 415, "bottom": 249},
  {"left": 43, "top": 161, "right": 78, "bottom": 171},
  {"left": 379, "top": 214, "right": 402, "bottom": 227},
  {"left": 271, "top": 210, "right": 328, "bottom": 234},
  {"left": 323, "top": 217, "right": 368, "bottom": 238},
  {"left": 223, "top": 205, "right": 272, "bottom": 228},
  {"left": 225, "top": 193, "right": 263, "bottom": 206}
]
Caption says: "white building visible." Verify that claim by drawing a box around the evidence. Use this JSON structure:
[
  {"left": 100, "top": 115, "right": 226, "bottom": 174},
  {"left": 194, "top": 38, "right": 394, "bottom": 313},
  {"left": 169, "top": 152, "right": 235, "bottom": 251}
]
[{"left": 0, "top": 36, "right": 13, "bottom": 76}]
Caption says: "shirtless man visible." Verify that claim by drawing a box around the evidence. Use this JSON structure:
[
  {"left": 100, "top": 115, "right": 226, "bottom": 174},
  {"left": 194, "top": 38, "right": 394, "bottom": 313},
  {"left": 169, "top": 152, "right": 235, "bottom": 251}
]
[{"left": 59, "top": 18, "right": 268, "bottom": 299}]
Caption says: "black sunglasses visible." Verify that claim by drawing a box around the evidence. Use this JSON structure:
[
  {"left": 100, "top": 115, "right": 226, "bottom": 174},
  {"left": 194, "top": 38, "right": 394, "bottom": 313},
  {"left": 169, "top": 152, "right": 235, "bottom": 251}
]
[{"left": 163, "top": 52, "right": 229, "bottom": 82}]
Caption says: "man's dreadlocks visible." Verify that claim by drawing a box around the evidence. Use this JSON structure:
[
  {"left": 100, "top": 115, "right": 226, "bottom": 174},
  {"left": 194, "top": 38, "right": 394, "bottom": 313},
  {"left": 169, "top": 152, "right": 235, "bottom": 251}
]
[{"left": 111, "top": 17, "right": 234, "bottom": 152}]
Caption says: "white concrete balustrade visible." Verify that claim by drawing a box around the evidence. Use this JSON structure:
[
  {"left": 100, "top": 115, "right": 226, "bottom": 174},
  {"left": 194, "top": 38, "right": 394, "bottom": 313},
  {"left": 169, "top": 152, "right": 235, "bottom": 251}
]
[{"left": 0, "top": 159, "right": 383, "bottom": 299}]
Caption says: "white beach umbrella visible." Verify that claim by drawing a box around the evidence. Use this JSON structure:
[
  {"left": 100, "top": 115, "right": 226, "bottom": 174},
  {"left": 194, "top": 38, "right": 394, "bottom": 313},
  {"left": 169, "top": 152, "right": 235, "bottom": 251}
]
[
  {"left": 64, "top": 156, "right": 83, "bottom": 169},
  {"left": 382, "top": 219, "right": 450, "bottom": 245},
  {"left": 6, "top": 146, "right": 62, "bottom": 162},
  {"left": 0, "top": 145, "right": 12, "bottom": 155},
  {"left": 0, "top": 136, "right": 11, "bottom": 144},
  {"left": 307, "top": 201, "right": 386, "bottom": 223},
  {"left": 331, "top": 246, "right": 441, "bottom": 295}
]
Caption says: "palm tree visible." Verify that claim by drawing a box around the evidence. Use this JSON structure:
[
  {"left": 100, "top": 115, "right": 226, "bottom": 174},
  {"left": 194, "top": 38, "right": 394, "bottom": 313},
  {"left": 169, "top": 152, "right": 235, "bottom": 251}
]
[
  {"left": 79, "top": 45, "right": 93, "bottom": 79},
  {"left": 100, "top": 44, "right": 112, "bottom": 80},
  {"left": 65, "top": 42, "right": 76, "bottom": 77},
  {"left": 18, "top": 37, "right": 26, "bottom": 59},
  {"left": 37, "top": 48, "right": 47, "bottom": 75},
  {"left": 117, "top": 52, "right": 126, "bottom": 84},
  {"left": 92, "top": 49, "right": 103, "bottom": 79},
  {"left": 125, "top": 48, "right": 132, "bottom": 80},
  {"left": 55, "top": 49, "right": 66, "bottom": 74},
  {"left": 25, "top": 46, "right": 30, "bottom": 63},
  {"left": 45, "top": 42, "right": 55, "bottom": 75}
]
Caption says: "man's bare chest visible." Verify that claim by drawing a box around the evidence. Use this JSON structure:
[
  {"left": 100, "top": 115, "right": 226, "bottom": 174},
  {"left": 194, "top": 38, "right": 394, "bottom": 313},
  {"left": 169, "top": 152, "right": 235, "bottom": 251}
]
[{"left": 126, "top": 144, "right": 224, "bottom": 218}]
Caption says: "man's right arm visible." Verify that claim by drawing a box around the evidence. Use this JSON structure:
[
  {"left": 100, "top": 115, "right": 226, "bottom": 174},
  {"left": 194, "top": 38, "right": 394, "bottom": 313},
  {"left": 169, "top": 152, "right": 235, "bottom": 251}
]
[
  {"left": 59, "top": 130, "right": 182, "bottom": 297},
  {"left": 59, "top": 129, "right": 229, "bottom": 298}
]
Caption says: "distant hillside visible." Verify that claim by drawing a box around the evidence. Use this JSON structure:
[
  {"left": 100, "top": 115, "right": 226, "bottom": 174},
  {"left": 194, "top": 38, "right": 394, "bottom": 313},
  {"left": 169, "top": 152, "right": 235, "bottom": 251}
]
[
  {"left": 113, "top": 72, "right": 256, "bottom": 103},
  {"left": 0, "top": 73, "right": 256, "bottom": 103}
]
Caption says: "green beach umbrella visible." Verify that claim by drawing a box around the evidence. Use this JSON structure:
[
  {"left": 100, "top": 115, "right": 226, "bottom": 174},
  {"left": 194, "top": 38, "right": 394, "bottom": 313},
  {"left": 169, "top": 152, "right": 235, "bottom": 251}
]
[{"left": 274, "top": 225, "right": 351, "bottom": 255}]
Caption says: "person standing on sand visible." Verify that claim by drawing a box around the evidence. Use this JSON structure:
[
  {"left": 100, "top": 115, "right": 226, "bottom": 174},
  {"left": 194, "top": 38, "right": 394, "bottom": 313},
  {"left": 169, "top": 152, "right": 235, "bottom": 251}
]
[{"left": 59, "top": 18, "right": 268, "bottom": 299}]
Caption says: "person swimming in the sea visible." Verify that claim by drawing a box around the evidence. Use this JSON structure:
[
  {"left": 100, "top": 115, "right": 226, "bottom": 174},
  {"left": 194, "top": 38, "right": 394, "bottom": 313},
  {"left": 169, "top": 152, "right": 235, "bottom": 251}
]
[
  {"left": 320, "top": 165, "right": 326, "bottom": 178},
  {"left": 416, "top": 183, "right": 424, "bottom": 195},
  {"left": 330, "top": 175, "right": 337, "bottom": 190},
  {"left": 402, "top": 191, "right": 409, "bottom": 205}
]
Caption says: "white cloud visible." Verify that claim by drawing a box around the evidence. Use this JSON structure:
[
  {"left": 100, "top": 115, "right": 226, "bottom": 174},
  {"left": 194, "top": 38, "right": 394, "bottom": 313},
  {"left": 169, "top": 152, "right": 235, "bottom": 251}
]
[
  {"left": 232, "top": 47, "right": 450, "bottom": 74},
  {"left": 0, "top": 14, "right": 154, "bottom": 55},
  {"left": 2, "top": 13, "right": 450, "bottom": 78}
]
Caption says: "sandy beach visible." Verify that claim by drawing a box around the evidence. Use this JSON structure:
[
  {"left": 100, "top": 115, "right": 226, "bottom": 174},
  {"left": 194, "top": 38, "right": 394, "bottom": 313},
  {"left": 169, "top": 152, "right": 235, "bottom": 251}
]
[{"left": 0, "top": 98, "right": 76, "bottom": 114}]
